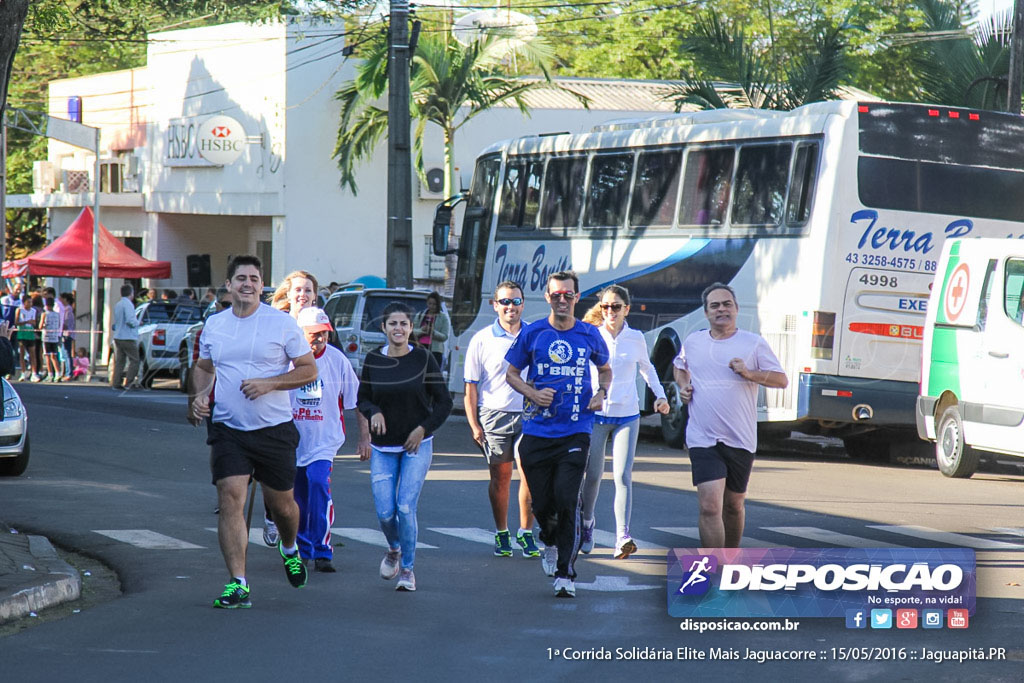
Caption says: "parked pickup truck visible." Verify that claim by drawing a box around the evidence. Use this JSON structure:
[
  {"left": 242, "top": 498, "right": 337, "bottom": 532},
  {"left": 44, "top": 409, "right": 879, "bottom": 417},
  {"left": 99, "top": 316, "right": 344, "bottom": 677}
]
[{"left": 132, "top": 302, "right": 203, "bottom": 387}]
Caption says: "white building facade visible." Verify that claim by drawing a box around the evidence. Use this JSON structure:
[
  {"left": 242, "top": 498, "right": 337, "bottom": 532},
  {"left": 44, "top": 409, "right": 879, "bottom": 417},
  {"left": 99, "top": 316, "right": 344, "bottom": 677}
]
[{"left": 10, "top": 20, "right": 681, "bottom": 315}]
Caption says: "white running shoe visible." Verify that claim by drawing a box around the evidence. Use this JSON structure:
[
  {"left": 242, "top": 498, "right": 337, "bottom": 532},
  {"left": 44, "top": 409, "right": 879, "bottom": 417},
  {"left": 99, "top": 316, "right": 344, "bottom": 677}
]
[
  {"left": 615, "top": 535, "right": 638, "bottom": 559},
  {"left": 30, "top": 373, "right": 41, "bottom": 382},
  {"left": 262, "top": 518, "right": 279, "bottom": 547},
  {"left": 553, "top": 577, "right": 576, "bottom": 598},
  {"left": 380, "top": 548, "right": 401, "bottom": 580},
  {"left": 541, "top": 545, "right": 558, "bottom": 577},
  {"left": 580, "top": 518, "right": 595, "bottom": 554},
  {"left": 396, "top": 568, "right": 416, "bottom": 591}
]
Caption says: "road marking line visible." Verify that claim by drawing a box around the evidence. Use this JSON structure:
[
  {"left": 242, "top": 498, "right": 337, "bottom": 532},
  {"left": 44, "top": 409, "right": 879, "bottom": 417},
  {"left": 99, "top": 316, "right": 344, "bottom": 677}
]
[
  {"left": 331, "top": 527, "right": 437, "bottom": 549},
  {"left": 761, "top": 527, "right": 900, "bottom": 548},
  {"left": 94, "top": 530, "right": 202, "bottom": 550},
  {"left": 573, "top": 575, "right": 659, "bottom": 591},
  {"left": 869, "top": 525, "right": 1024, "bottom": 549},
  {"left": 428, "top": 527, "right": 496, "bottom": 545},
  {"left": 652, "top": 526, "right": 780, "bottom": 548},
  {"left": 205, "top": 527, "right": 274, "bottom": 546}
]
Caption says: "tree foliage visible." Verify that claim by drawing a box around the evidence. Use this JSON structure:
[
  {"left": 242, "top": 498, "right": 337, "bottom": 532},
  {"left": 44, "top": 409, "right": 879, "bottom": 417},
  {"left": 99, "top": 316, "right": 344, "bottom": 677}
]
[{"left": 334, "top": 12, "right": 586, "bottom": 197}]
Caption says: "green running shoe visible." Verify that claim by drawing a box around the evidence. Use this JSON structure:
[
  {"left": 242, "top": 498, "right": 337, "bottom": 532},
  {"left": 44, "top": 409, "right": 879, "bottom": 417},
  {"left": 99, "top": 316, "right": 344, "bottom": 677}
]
[
  {"left": 494, "top": 530, "right": 514, "bottom": 557},
  {"left": 280, "top": 544, "right": 308, "bottom": 588},
  {"left": 516, "top": 530, "right": 541, "bottom": 558},
  {"left": 213, "top": 580, "right": 251, "bottom": 609}
]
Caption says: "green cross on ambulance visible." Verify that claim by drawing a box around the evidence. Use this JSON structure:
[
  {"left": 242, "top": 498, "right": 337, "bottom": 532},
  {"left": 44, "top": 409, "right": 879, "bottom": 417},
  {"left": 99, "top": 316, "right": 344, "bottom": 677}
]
[{"left": 916, "top": 238, "right": 1024, "bottom": 477}]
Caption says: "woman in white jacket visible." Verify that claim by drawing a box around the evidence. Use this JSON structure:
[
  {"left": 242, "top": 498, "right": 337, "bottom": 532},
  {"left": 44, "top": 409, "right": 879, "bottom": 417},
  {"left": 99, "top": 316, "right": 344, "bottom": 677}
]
[{"left": 580, "top": 285, "right": 669, "bottom": 559}]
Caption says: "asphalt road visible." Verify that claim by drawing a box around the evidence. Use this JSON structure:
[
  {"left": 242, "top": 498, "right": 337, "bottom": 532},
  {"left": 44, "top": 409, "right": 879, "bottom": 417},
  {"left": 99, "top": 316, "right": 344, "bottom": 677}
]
[{"left": 0, "top": 381, "right": 1022, "bottom": 682}]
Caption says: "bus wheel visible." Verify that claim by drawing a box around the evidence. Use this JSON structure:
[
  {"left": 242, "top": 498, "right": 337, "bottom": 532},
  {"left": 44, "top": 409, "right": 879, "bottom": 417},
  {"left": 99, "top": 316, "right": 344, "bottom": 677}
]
[
  {"left": 842, "top": 434, "right": 890, "bottom": 462},
  {"left": 660, "top": 380, "right": 688, "bottom": 449},
  {"left": 935, "top": 406, "right": 979, "bottom": 478}
]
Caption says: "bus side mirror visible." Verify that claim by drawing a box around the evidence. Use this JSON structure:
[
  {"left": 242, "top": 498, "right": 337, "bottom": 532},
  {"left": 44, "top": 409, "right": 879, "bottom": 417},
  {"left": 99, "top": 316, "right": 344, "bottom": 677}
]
[{"left": 432, "top": 194, "right": 466, "bottom": 256}]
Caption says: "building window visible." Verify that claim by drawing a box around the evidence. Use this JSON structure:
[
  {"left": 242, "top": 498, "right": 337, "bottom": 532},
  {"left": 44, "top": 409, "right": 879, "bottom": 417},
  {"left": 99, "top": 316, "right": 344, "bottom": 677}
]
[{"left": 424, "top": 235, "right": 445, "bottom": 279}]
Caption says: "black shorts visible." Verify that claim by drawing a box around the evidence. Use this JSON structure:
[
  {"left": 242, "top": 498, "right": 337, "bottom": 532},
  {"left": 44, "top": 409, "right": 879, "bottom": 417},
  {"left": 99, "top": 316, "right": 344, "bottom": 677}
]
[
  {"left": 44, "top": 342, "right": 59, "bottom": 354},
  {"left": 208, "top": 420, "right": 299, "bottom": 491},
  {"left": 689, "top": 442, "right": 755, "bottom": 493}
]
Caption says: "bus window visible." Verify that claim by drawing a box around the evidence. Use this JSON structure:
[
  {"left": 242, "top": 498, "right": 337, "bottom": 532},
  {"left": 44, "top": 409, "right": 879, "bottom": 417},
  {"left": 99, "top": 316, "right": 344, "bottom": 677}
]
[
  {"left": 732, "top": 143, "right": 792, "bottom": 226},
  {"left": 451, "top": 155, "right": 500, "bottom": 336},
  {"left": 583, "top": 153, "right": 634, "bottom": 228},
  {"left": 629, "top": 149, "right": 682, "bottom": 229},
  {"left": 1004, "top": 259, "right": 1024, "bottom": 325},
  {"left": 522, "top": 161, "right": 542, "bottom": 229},
  {"left": 497, "top": 161, "right": 524, "bottom": 229},
  {"left": 679, "top": 147, "right": 734, "bottom": 226},
  {"left": 539, "top": 157, "right": 586, "bottom": 229},
  {"left": 786, "top": 141, "right": 819, "bottom": 225}
]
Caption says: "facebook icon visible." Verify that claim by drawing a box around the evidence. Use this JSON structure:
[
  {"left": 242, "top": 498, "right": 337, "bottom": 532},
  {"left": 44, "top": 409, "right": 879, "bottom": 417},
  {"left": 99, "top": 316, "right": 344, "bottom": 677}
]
[{"left": 845, "top": 609, "right": 867, "bottom": 629}]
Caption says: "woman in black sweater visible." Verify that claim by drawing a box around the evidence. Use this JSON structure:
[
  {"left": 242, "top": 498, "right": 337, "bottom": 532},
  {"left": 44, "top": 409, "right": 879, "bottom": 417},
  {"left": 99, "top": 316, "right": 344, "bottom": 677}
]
[{"left": 358, "top": 302, "right": 452, "bottom": 592}]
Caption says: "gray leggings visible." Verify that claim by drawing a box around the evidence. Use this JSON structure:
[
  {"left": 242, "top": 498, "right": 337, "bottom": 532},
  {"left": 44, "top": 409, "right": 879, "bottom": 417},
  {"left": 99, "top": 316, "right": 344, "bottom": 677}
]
[{"left": 581, "top": 417, "right": 640, "bottom": 538}]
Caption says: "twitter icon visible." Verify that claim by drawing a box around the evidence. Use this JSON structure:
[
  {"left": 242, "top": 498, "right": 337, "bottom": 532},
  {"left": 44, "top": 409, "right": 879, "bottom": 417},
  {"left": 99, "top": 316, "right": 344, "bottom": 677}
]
[{"left": 870, "top": 609, "right": 892, "bottom": 629}]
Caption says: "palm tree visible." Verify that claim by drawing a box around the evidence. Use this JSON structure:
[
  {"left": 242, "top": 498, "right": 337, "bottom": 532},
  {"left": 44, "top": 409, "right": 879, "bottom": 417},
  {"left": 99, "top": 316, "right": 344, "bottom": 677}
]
[
  {"left": 334, "top": 18, "right": 585, "bottom": 197},
  {"left": 667, "top": 10, "right": 852, "bottom": 112},
  {"left": 909, "top": 0, "right": 1013, "bottom": 111}
]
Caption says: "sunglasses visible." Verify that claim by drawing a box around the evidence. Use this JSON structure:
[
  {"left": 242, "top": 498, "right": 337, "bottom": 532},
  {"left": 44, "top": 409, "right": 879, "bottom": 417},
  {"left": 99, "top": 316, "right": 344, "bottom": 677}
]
[
  {"left": 496, "top": 297, "right": 523, "bottom": 306},
  {"left": 548, "top": 291, "right": 576, "bottom": 301},
  {"left": 600, "top": 303, "right": 625, "bottom": 312}
]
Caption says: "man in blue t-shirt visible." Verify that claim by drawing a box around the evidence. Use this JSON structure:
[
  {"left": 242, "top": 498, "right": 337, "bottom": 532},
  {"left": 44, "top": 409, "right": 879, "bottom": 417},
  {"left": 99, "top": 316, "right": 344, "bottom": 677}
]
[{"left": 506, "top": 270, "right": 611, "bottom": 598}]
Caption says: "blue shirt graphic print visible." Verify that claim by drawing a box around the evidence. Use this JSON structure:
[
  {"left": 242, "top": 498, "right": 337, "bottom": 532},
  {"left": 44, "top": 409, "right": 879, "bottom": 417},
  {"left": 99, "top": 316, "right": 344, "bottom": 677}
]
[{"left": 505, "top": 319, "right": 610, "bottom": 438}]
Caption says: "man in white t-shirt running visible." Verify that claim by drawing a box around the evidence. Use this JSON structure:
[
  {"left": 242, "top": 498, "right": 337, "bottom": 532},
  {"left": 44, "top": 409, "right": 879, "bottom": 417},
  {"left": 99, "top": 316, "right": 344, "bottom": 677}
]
[
  {"left": 464, "top": 280, "right": 538, "bottom": 559},
  {"left": 290, "top": 307, "right": 370, "bottom": 573},
  {"left": 672, "top": 282, "right": 788, "bottom": 548},
  {"left": 190, "top": 255, "right": 318, "bottom": 608}
]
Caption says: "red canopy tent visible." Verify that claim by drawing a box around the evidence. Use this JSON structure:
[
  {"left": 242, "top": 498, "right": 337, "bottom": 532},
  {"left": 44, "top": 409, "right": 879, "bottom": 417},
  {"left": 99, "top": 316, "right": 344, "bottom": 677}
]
[{"left": 5, "top": 207, "right": 171, "bottom": 279}]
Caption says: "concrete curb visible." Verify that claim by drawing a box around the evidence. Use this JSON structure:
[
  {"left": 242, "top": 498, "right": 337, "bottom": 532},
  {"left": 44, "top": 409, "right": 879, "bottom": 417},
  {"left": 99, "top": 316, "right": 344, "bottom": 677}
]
[{"left": 0, "top": 531, "right": 82, "bottom": 623}]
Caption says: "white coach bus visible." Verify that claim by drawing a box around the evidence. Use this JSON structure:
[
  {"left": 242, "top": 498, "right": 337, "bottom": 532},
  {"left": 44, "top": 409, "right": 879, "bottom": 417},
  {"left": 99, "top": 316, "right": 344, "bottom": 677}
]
[{"left": 432, "top": 100, "right": 1024, "bottom": 456}]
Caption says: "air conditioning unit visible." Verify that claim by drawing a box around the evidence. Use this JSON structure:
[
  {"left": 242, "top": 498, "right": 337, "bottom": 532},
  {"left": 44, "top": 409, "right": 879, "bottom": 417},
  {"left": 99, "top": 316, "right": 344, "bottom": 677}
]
[
  {"left": 32, "top": 161, "right": 56, "bottom": 194},
  {"left": 62, "top": 169, "right": 90, "bottom": 193},
  {"left": 418, "top": 166, "right": 445, "bottom": 199}
]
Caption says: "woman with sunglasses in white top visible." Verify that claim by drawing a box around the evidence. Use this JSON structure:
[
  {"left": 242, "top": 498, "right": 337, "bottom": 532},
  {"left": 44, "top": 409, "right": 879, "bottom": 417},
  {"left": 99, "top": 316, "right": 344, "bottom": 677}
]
[{"left": 580, "top": 285, "right": 669, "bottom": 559}]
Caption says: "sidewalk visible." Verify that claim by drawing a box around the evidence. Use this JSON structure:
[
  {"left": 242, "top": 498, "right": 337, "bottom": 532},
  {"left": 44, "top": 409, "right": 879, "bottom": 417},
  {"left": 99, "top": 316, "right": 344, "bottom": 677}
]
[{"left": 0, "top": 524, "right": 81, "bottom": 623}]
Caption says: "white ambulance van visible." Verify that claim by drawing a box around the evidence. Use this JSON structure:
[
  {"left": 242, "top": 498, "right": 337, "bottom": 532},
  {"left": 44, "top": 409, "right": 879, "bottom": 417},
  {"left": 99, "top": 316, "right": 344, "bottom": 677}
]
[{"left": 916, "top": 238, "right": 1024, "bottom": 477}]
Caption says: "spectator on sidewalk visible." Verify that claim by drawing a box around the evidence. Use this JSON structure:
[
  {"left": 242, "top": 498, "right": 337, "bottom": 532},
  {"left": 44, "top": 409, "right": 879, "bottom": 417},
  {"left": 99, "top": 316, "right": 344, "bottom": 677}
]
[
  {"left": 40, "top": 297, "right": 63, "bottom": 382},
  {"left": 15, "top": 295, "right": 40, "bottom": 382},
  {"left": 111, "top": 284, "right": 141, "bottom": 390}
]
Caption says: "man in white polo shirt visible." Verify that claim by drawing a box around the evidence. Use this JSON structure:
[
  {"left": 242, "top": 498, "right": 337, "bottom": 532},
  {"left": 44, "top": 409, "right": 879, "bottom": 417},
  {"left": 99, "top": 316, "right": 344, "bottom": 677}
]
[{"left": 464, "top": 280, "right": 538, "bottom": 558}]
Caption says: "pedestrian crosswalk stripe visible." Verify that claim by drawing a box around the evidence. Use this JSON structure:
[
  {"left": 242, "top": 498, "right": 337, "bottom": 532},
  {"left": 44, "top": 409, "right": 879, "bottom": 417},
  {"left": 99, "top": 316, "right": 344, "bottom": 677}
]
[
  {"left": 331, "top": 527, "right": 437, "bottom": 549},
  {"left": 591, "top": 529, "right": 667, "bottom": 551},
  {"left": 761, "top": 527, "right": 900, "bottom": 548},
  {"left": 428, "top": 527, "right": 496, "bottom": 545},
  {"left": 651, "top": 526, "right": 781, "bottom": 548},
  {"left": 204, "top": 527, "right": 274, "bottom": 546},
  {"left": 868, "top": 525, "right": 1024, "bottom": 550},
  {"left": 94, "top": 530, "right": 203, "bottom": 550}
]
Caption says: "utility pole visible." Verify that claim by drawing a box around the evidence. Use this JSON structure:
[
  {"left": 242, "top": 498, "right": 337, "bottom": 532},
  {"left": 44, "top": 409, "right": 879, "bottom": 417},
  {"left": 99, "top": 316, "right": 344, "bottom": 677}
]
[
  {"left": 1009, "top": 0, "right": 1024, "bottom": 113},
  {"left": 387, "top": 0, "right": 413, "bottom": 288}
]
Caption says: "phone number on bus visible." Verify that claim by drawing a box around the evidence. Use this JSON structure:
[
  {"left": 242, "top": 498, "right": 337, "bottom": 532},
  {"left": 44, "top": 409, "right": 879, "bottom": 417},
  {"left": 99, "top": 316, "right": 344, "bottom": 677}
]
[{"left": 844, "top": 253, "right": 937, "bottom": 271}]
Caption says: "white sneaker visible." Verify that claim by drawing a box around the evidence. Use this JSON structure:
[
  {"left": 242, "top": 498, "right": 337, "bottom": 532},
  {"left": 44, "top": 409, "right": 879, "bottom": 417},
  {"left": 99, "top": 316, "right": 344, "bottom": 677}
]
[
  {"left": 553, "top": 577, "right": 576, "bottom": 598},
  {"left": 380, "top": 549, "right": 401, "bottom": 580},
  {"left": 30, "top": 373, "right": 41, "bottom": 382},
  {"left": 18, "top": 373, "right": 28, "bottom": 381},
  {"left": 396, "top": 568, "right": 416, "bottom": 591},
  {"left": 262, "top": 518, "right": 279, "bottom": 547},
  {"left": 580, "top": 518, "right": 595, "bottom": 554},
  {"left": 615, "top": 535, "right": 638, "bottom": 559},
  {"left": 541, "top": 545, "right": 558, "bottom": 577}
]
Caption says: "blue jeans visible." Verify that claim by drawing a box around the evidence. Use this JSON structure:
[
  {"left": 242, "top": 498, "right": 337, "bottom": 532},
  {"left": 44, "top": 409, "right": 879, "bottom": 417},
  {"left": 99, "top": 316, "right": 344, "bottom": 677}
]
[{"left": 370, "top": 440, "right": 433, "bottom": 570}]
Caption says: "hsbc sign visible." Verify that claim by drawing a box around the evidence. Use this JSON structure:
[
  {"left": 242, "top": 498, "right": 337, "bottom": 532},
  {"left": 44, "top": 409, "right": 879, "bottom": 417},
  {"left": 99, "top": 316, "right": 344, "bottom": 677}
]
[{"left": 165, "top": 115, "right": 247, "bottom": 167}]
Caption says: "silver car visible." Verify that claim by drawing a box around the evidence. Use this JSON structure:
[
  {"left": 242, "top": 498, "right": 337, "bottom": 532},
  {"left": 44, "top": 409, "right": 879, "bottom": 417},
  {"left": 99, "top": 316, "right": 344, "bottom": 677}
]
[{"left": 0, "top": 378, "right": 29, "bottom": 476}]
